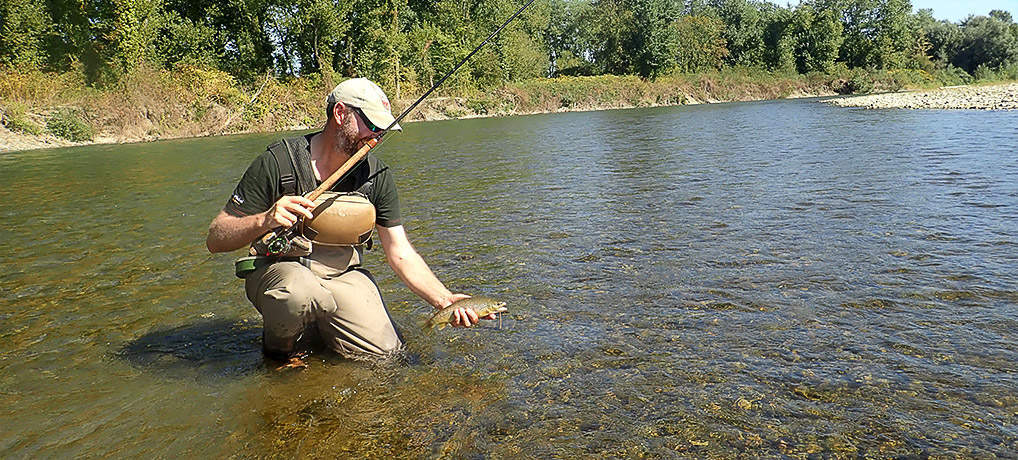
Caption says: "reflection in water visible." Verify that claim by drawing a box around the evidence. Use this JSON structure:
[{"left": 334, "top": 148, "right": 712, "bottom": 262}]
[{"left": 2, "top": 100, "right": 1018, "bottom": 457}]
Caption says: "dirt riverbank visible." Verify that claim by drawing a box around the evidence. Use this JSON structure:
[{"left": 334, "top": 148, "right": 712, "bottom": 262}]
[
  {"left": 0, "top": 85, "right": 834, "bottom": 154},
  {"left": 823, "top": 83, "right": 1018, "bottom": 110}
]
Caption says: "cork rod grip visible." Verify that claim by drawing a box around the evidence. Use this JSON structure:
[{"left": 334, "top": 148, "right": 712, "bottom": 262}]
[{"left": 304, "top": 138, "right": 378, "bottom": 202}]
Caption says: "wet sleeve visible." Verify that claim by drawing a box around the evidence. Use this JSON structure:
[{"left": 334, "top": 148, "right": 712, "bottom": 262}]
[
  {"left": 372, "top": 166, "right": 402, "bottom": 227},
  {"left": 223, "top": 152, "right": 279, "bottom": 217}
]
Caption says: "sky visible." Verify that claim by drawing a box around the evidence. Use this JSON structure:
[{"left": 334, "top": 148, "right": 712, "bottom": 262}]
[
  {"left": 781, "top": 1, "right": 1018, "bottom": 23},
  {"left": 910, "top": 0, "right": 1018, "bottom": 22}
]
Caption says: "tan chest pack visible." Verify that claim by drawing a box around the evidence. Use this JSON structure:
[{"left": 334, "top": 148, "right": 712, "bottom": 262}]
[{"left": 302, "top": 192, "right": 375, "bottom": 246}]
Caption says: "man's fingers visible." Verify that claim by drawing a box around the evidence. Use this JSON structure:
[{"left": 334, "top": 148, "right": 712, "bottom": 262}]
[
  {"left": 283, "top": 199, "right": 315, "bottom": 219},
  {"left": 276, "top": 209, "right": 298, "bottom": 226},
  {"left": 455, "top": 308, "right": 473, "bottom": 327},
  {"left": 294, "top": 196, "right": 317, "bottom": 209}
]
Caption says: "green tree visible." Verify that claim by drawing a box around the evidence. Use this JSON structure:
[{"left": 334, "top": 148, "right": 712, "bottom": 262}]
[
  {"left": 760, "top": 4, "right": 794, "bottom": 71},
  {"left": 915, "top": 8, "right": 960, "bottom": 64},
  {"left": 345, "top": 0, "right": 411, "bottom": 93},
  {"left": 632, "top": 0, "right": 682, "bottom": 77},
  {"left": 0, "top": 0, "right": 55, "bottom": 68},
  {"left": 576, "top": 0, "right": 637, "bottom": 75},
  {"left": 710, "top": 0, "right": 767, "bottom": 67},
  {"left": 544, "top": 0, "right": 584, "bottom": 76},
  {"left": 160, "top": 0, "right": 273, "bottom": 79},
  {"left": 673, "top": 14, "right": 728, "bottom": 72},
  {"left": 787, "top": 4, "right": 843, "bottom": 73},
  {"left": 872, "top": 0, "right": 915, "bottom": 68},
  {"left": 952, "top": 13, "right": 1018, "bottom": 73}
]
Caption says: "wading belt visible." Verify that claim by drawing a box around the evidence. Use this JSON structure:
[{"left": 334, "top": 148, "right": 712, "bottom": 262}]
[{"left": 235, "top": 255, "right": 311, "bottom": 279}]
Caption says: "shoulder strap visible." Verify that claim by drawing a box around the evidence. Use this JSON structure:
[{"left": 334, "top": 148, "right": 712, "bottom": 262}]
[
  {"left": 268, "top": 140, "right": 297, "bottom": 196},
  {"left": 268, "top": 137, "right": 316, "bottom": 196}
]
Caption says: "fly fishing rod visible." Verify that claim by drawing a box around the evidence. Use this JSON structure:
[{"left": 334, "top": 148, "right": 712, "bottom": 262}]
[{"left": 257, "top": 0, "right": 539, "bottom": 256}]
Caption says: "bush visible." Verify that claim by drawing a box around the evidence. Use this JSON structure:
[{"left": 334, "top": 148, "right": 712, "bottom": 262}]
[
  {"left": 1, "top": 102, "right": 43, "bottom": 135},
  {"left": 930, "top": 65, "right": 973, "bottom": 86},
  {"left": 887, "top": 69, "right": 937, "bottom": 89},
  {"left": 47, "top": 108, "right": 95, "bottom": 141},
  {"left": 845, "top": 69, "right": 875, "bottom": 94},
  {"left": 972, "top": 62, "right": 1018, "bottom": 82}
]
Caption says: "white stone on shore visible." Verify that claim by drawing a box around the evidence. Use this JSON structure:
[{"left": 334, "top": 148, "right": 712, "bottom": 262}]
[{"left": 823, "top": 83, "right": 1018, "bottom": 110}]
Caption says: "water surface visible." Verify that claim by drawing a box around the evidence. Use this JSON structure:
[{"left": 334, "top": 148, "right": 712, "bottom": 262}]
[{"left": 2, "top": 99, "right": 1017, "bottom": 457}]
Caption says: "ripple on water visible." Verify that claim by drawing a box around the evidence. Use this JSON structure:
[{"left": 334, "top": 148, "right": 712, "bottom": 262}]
[{"left": 4, "top": 101, "right": 1018, "bottom": 457}]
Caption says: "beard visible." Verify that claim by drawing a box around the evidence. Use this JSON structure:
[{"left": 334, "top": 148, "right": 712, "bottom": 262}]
[{"left": 335, "top": 111, "right": 366, "bottom": 154}]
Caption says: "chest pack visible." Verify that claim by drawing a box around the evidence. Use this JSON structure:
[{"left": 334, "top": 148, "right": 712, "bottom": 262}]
[{"left": 267, "top": 136, "right": 379, "bottom": 247}]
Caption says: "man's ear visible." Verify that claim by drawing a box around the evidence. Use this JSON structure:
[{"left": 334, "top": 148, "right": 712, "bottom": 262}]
[{"left": 332, "top": 102, "right": 346, "bottom": 125}]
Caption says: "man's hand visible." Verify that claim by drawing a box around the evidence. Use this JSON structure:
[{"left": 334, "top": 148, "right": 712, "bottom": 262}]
[
  {"left": 263, "top": 195, "right": 317, "bottom": 229},
  {"left": 447, "top": 294, "right": 499, "bottom": 328}
]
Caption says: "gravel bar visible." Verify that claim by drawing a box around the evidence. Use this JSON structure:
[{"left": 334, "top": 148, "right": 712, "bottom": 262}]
[{"left": 823, "top": 83, "right": 1018, "bottom": 110}]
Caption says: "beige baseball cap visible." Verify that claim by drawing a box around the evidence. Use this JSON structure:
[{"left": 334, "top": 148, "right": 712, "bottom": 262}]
[{"left": 327, "top": 78, "right": 401, "bottom": 131}]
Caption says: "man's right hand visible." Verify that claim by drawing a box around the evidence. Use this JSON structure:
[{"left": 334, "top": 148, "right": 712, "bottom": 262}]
[{"left": 262, "top": 195, "right": 317, "bottom": 230}]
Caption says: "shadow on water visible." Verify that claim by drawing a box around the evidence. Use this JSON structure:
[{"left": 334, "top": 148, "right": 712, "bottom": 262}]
[{"left": 117, "top": 319, "right": 266, "bottom": 379}]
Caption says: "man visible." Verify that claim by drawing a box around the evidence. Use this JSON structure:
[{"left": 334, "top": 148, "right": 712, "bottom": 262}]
[{"left": 206, "top": 78, "right": 492, "bottom": 361}]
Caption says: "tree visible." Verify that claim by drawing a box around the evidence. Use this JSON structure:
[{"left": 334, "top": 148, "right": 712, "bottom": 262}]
[
  {"left": 673, "top": 14, "right": 727, "bottom": 72},
  {"left": 953, "top": 13, "right": 1018, "bottom": 72},
  {"left": 631, "top": 0, "right": 682, "bottom": 77},
  {"left": 787, "top": 4, "right": 843, "bottom": 73},
  {"left": 544, "top": 0, "right": 584, "bottom": 76},
  {"left": 915, "top": 9, "right": 960, "bottom": 64},
  {"left": 576, "top": 0, "right": 637, "bottom": 75},
  {"left": 0, "top": 0, "right": 55, "bottom": 69},
  {"left": 710, "top": 0, "right": 767, "bottom": 67},
  {"left": 872, "top": 0, "right": 915, "bottom": 68},
  {"left": 760, "top": 4, "right": 794, "bottom": 71}
]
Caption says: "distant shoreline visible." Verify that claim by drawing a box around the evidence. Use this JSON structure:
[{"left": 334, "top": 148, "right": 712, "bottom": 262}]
[
  {"left": 4, "top": 74, "right": 1014, "bottom": 154},
  {"left": 0, "top": 71, "right": 840, "bottom": 154},
  {"left": 823, "top": 83, "right": 1018, "bottom": 110}
]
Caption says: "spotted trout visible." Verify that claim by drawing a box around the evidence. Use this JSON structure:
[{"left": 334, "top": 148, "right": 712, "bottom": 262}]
[{"left": 425, "top": 296, "right": 508, "bottom": 330}]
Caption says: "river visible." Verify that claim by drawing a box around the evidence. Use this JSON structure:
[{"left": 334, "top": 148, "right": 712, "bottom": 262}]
[{"left": 1, "top": 98, "right": 1016, "bottom": 457}]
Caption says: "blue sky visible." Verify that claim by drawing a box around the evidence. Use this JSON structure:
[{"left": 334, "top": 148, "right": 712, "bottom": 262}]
[
  {"left": 911, "top": 0, "right": 1018, "bottom": 22},
  {"left": 781, "top": 1, "right": 1018, "bottom": 23}
]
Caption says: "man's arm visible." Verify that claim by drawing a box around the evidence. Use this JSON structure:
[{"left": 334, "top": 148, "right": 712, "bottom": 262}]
[
  {"left": 206, "top": 195, "right": 317, "bottom": 253},
  {"left": 377, "top": 224, "right": 492, "bottom": 327}
]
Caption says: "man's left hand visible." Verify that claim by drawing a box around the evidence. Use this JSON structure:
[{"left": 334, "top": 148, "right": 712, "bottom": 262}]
[{"left": 447, "top": 293, "right": 498, "bottom": 328}]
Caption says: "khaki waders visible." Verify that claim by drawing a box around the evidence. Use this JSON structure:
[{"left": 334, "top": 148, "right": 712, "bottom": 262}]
[{"left": 243, "top": 246, "right": 402, "bottom": 359}]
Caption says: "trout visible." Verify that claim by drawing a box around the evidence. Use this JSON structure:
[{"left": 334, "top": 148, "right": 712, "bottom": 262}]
[{"left": 425, "top": 296, "right": 508, "bottom": 330}]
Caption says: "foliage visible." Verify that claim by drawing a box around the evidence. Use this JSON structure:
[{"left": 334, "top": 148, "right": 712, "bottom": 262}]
[
  {"left": 787, "top": 4, "right": 843, "bottom": 73},
  {"left": 951, "top": 13, "right": 1018, "bottom": 73},
  {"left": 1, "top": 0, "right": 1017, "bottom": 138},
  {"left": 1, "top": 101, "right": 43, "bottom": 134},
  {"left": 46, "top": 108, "right": 95, "bottom": 141},
  {"left": 673, "top": 15, "right": 728, "bottom": 73}
]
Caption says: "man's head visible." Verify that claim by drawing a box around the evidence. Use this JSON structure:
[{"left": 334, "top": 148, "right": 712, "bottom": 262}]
[{"left": 326, "top": 78, "right": 401, "bottom": 132}]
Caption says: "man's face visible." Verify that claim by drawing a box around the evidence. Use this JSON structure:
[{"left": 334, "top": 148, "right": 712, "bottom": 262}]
[{"left": 337, "top": 105, "right": 377, "bottom": 152}]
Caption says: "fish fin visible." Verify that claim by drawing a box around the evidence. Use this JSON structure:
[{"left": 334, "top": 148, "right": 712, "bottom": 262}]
[{"left": 438, "top": 324, "right": 447, "bottom": 330}]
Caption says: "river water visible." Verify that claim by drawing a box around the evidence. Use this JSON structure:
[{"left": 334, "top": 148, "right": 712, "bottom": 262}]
[{"left": 1, "top": 99, "right": 1016, "bottom": 457}]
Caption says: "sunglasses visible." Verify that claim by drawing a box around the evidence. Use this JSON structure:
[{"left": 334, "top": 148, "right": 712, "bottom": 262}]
[{"left": 351, "top": 107, "right": 383, "bottom": 133}]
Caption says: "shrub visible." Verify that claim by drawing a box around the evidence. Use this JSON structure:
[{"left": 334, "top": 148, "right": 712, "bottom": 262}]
[
  {"left": 47, "top": 108, "right": 94, "bottom": 141},
  {"left": 1, "top": 102, "right": 43, "bottom": 135},
  {"left": 930, "top": 65, "right": 973, "bottom": 86},
  {"left": 844, "top": 69, "right": 875, "bottom": 94}
]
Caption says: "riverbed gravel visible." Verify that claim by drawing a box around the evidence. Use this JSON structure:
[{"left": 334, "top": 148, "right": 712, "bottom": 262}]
[{"left": 824, "top": 83, "right": 1018, "bottom": 110}]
